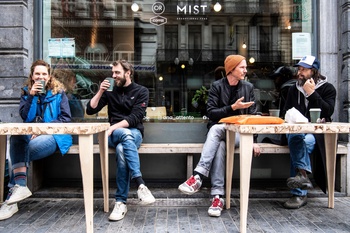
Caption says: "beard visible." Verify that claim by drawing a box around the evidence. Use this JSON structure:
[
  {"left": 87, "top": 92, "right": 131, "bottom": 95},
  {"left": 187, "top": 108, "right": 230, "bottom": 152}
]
[
  {"left": 297, "top": 78, "right": 307, "bottom": 86},
  {"left": 116, "top": 74, "right": 126, "bottom": 87},
  {"left": 297, "top": 74, "right": 313, "bottom": 87}
]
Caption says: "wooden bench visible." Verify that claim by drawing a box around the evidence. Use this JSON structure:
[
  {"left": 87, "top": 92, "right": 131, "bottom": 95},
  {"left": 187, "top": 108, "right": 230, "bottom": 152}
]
[
  {"left": 67, "top": 143, "right": 204, "bottom": 178},
  {"left": 65, "top": 142, "right": 349, "bottom": 194}
]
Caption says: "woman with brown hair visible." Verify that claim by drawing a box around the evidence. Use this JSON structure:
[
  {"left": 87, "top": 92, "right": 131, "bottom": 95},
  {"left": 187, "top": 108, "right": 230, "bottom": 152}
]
[{"left": 0, "top": 60, "right": 72, "bottom": 220}]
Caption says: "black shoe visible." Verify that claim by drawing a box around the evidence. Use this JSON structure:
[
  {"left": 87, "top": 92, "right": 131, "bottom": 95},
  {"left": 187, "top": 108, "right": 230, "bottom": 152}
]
[
  {"left": 284, "top": 195, "right": 307, "bottom": 209},
  {"left": 286, "top": 172, "right": 313, "bottom": 189}
]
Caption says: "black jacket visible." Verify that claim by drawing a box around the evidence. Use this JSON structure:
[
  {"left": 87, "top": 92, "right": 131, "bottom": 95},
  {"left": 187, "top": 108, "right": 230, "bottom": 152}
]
[
  {"left": 86, "top": 82, "right": 149, "bottom": 136},
  {"left": 283, "top": 80, "right": 336, "bottom": 122},
  {"left": 206, "top": 77, "right": 257, "bottom": 129}
]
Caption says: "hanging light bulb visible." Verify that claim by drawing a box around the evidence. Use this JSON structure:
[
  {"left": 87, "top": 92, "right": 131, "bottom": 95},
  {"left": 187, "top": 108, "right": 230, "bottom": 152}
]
[
  {"left": 131, "top": 3, "right": 139, "bottom": 12},
  {"left": 242, "top": 42, "right": 247, "bottom": 49},
  {"left": 213, "top": 2, "right": 222, "bottom": 12},
  {"left": 188, "top": 58, "right": 194, "bottom": 66}
]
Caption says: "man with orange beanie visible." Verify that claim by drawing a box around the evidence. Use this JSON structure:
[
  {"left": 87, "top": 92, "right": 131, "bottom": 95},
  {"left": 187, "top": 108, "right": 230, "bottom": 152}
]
[{"left": 178, "top": 55, "right": 261, "bottom": 217}]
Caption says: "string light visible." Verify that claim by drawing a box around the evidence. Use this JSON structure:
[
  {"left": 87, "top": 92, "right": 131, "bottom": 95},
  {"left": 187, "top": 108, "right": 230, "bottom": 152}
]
[
  {"left": 213, "top": 2, "right": 222, "bottom": 12},
  {"left": 131, "top": 3, "right": 139, "bottom": 12}
]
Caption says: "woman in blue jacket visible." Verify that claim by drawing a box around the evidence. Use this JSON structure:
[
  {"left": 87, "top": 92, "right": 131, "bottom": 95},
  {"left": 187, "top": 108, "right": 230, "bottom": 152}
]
[{"left": 0, "top": 60, "right": 72, "bottom": 220}]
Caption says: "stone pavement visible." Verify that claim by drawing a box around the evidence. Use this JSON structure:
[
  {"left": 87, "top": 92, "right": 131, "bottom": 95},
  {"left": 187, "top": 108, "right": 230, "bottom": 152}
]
[{"left": 0, "top": 187, "right": 350, "bottom": 233}]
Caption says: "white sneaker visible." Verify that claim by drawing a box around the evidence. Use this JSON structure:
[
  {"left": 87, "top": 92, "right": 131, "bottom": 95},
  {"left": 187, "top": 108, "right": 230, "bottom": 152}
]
[
  {"left": 0, "top": 202, "right": 18, "bottom": 220},
  {"left": 137, "top": 184, "right": 155, "bottom": 205},
  {"left": 109, "top": 202, "right": 127, "bottom": 221},
  {"left": 7, "top": 185, "right": 32, "bottom": 205},
  {"left": 208, "top": 195, "right": 224, "bottom": 217}
]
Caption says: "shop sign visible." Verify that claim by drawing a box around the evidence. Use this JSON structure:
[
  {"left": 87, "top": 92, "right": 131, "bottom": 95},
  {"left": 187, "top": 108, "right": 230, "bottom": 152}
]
[
  {"left": 150, "top": 2, "right": 167, "bottom": 26},
  {"left": 150, "top": 15, "right": 167, "bottom": 26}
]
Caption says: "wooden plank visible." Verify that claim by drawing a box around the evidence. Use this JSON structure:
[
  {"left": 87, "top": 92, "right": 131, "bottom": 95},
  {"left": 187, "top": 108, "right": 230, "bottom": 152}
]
[{"left": 66, "top": 142, "right": 348, "bottom": 155}]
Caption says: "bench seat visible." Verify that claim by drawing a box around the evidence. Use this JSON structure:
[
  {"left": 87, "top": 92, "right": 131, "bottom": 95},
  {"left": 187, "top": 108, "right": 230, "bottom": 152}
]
[
  {"left": 65, "top": 142, "right": 348, "bottom": 194},
  {"left": 66, "top": 142, "right": 348, "bottom": 155}
]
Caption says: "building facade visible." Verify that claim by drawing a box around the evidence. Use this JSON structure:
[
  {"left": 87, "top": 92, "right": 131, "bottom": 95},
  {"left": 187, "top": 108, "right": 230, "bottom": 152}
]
[{"left": 0, "top": 0, "right": 348, "bottom": 187}]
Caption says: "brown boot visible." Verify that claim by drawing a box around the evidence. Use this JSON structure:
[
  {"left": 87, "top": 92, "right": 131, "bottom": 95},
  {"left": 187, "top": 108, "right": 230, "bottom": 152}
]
[
  {"left": 286, "top": 171, "right": 313, "bottom": 189},
  {"left": 284, "top": 195, "right": 307, "bottom": 209}
]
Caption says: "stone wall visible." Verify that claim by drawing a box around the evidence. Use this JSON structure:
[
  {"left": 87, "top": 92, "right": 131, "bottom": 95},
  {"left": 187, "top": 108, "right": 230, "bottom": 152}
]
[
  {"left": 0, "top": 0, "right": 33, "bottom": 123},
  {"left": 339, "top": 0, "right": 350, "bottom": 125}
]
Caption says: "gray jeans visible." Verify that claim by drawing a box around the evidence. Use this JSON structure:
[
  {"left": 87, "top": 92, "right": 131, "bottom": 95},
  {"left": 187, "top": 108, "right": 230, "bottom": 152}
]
[{"left": 194, "top": 124, "right": 240, "bottom": 196}]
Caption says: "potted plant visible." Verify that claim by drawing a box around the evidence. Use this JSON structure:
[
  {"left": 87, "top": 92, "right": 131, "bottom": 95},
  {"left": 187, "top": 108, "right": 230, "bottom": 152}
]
[{"left": 192, "top": 86, "right": 208, "bottom": 116}]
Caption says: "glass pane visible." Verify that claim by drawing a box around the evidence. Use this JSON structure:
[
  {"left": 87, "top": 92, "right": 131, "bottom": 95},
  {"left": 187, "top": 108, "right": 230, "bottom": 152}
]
[{"left": 42, "top": 0, "right": 315, "bottom": 121}]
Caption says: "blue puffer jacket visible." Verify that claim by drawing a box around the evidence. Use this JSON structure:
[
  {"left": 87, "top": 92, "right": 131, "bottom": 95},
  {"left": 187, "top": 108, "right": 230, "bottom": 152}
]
[{"left": 19, "top": 87, "right": 73, "bottom": 154}]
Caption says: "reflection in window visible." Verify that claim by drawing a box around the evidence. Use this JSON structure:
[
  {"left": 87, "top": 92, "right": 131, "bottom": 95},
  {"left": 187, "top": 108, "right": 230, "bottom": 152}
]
[
  {"left": 212, "top": 25, "right": 225, "bottom": 60},
  {"left": 43, "top": 0, "right": 315, "bottom": 121}
]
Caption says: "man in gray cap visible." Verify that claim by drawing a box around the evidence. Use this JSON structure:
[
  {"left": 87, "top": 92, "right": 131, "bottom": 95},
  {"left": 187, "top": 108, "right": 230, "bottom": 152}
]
[{"left": 283, "top": 55, "right": 336, "bottom": 209}]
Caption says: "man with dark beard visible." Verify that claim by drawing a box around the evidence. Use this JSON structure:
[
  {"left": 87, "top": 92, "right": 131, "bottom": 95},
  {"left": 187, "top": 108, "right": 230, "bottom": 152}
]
[
  {"left": 86, "top": 60, "right": 155, "bottom": 221},
  {"left": 283, "top": 55, "right": 336, "bottom": 209}
]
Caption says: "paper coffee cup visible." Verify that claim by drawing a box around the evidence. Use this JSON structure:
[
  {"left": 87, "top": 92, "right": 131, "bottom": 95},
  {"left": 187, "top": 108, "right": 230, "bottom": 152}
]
[
  {"left": 37, "top": 80, "right": 46, "bottom": 94},
  {"left": 269, "top": 109, "right": 280, "bottom": 117},
  {"left": 309, "top": 108, "right": 321, "bottom": 123},
  {"left": 106, "top": 77, "right": 114, "bottom": 91}
]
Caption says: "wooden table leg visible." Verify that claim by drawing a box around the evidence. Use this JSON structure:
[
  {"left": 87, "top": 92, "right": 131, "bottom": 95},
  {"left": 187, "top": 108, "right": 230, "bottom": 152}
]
[
  {"left": 0, "top": 135, "right": 6, "bottom": 203},
  {"left": 239, "top": 134, "right": 254, "bottom": 233},
  {"left": 98, "top": 130, "right": 109, "bottom": 212},
  {"left": 324, "top": 133, "right": 338, "bottom": 209},
  {"left": 79, "top": 134, "right": 94, "bottom": 233},
  {"left": 225, "top": 130, "right": 236, "bottom": 209}
]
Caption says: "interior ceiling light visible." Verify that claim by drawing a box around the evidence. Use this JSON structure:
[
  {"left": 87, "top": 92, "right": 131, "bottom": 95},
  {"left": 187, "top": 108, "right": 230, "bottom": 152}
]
[
  {"left": 131, "top": 3, "right": 139, "bottom": 12},
  {"left": 242, "top": 42, "right": 247, "bottom": 49},
  {"left": 213, "top": 2, "right": 222, "bottom": 12}
]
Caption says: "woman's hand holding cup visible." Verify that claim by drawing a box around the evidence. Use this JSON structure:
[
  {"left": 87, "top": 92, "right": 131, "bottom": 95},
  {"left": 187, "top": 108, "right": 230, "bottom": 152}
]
[{"left": 30, "top": 81, "right": 45, "bottom": 96}]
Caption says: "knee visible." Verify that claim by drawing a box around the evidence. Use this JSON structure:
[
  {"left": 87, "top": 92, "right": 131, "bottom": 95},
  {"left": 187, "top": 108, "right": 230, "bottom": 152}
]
[
  {"left": 116, "top": 144, "right": 124, "bottom": 155},
  {"left": 287, "top": 134, "right": 304, "bottom": 144},
  {"left": 207, "top": 124, "right": 225, "bottom": 138},
  {"left": 118, "top": 129, "right": 134, "bottom": 141},
  {"left": 10, "top": 135, "right": 28, "bottom": 146}
]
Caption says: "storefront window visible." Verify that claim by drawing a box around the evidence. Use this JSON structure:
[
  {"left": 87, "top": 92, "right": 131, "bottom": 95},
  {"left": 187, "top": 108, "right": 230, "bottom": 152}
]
[{"left": 41, "top": 0, "right": 316, "bottom": 121}]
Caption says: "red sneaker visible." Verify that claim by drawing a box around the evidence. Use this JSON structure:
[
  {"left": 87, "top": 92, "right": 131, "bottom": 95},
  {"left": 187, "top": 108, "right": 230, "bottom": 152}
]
[
  {"left": 208, "top": 195, "right": 224, "bottom": 217},
  {"left": 178, "top": 175, "right": 202, "bottom": 195}
]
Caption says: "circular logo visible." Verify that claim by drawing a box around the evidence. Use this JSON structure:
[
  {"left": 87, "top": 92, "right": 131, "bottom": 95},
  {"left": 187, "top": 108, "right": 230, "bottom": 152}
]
[{"left": 152, "top": 2, "right": 165, "bottom": 15}]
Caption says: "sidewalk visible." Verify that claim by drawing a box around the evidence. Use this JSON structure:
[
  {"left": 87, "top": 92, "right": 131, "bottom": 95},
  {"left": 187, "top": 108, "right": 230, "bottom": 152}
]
[{"left": 0, "top": 186, "right": 350, "bottom": 233}]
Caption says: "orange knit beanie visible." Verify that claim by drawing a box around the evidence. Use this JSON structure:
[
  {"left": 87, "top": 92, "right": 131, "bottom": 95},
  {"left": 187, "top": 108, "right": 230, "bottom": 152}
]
[{"left": 224, "top": 55, "right": 245, "bottom": 75}]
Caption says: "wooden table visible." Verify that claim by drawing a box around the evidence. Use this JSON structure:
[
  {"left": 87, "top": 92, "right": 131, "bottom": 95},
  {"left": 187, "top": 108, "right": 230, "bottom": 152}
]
[
  {"left": 224, "top": 122, "right": 350, "bottom": 233},
  {"left": 0, "top": 122, "right": 110, "bottom": 233}
]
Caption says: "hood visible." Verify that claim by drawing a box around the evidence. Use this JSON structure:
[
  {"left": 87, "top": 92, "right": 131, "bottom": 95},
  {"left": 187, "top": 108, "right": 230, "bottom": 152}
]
[{"left": 296, "top": 76, "right": 328, "bottom": 106}]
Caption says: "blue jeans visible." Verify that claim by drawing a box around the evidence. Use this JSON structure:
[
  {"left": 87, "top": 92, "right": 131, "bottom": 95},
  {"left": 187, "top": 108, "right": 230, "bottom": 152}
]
[
  {"left": 9, "top": 135, "right": 58, "bottom": 186},
  {"left": 286, "top": 133, "right": 315, "bottom": 196},
  {"left": 194, "top": 124, "right": 240, "bottom": 196},
  {"left": 108, "top": 128, "right": 143, "bottom": 203}
]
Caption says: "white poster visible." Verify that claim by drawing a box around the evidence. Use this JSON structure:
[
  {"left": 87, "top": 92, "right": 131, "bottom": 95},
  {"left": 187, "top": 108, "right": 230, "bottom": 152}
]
[
  {"left": 292, "top": 33, "right": 311, "bottom": 60},
  {"left": 48, "top": 38, "right": 75, "bottom": 58}
]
